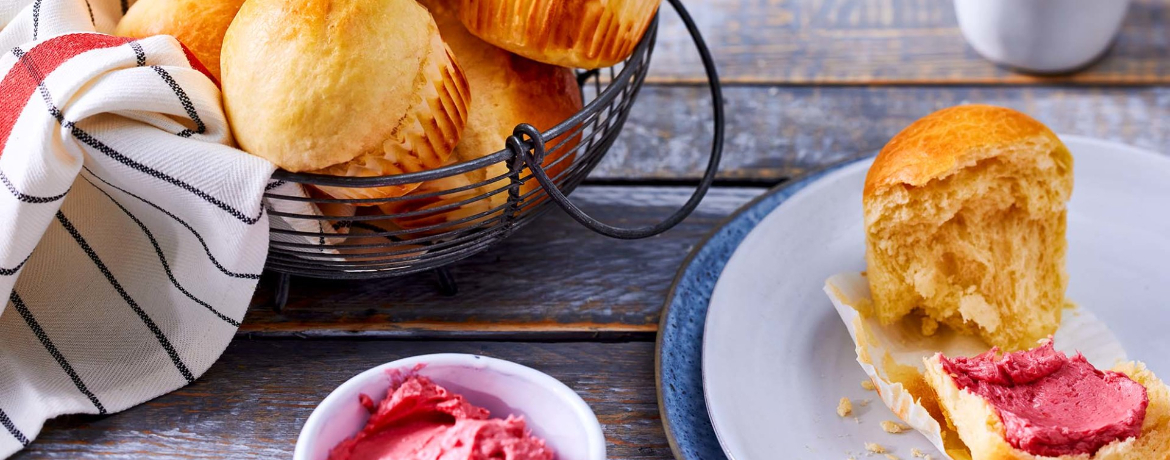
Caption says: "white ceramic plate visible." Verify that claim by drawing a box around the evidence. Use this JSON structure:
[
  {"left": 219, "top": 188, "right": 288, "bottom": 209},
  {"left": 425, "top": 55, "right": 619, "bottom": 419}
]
[{"left": 701, "top": 136, "right": 1170, "bottom": 460}]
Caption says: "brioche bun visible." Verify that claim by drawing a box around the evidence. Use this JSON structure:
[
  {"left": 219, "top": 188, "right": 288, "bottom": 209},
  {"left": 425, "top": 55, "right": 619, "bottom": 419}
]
[
  {"left": 924, "top": 355, "right": 1170, "bottom": 460},
  {"left": 863, "top": 105, "right": 1073, "bottom": 351},
  {"left": 380, "top": 0, "right": 583, "bottom": 231},
  {"left": 114, "top": 0, "right": 244, "bottom": 82},
  {"left": 456, "top": 0, "right": 660, "bottom": 69},
  {"left": 221, "top": 0, "right": 470, "bottom": 200}
]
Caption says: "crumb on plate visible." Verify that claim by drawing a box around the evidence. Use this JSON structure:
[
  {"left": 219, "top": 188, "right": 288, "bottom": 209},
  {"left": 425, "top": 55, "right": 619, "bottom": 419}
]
[
  {"left": 861, "top": 379, "right": 876, "bottom": 391},
  {"left": 880, "top": 420, "right": 910, "bottom": 434},
  {"left": 885, "top": 455, "right": 899, "bottom": 460},
  {"left": 911, "top": 448, "right": 925, "bottom": 457},
  {"left": 865, "top": 442, "right": 887, "bottom": 454},
  {"left": 837, "top": 397, "right": 853, "bottom": 417},
  {"left": 859, "top": 399, "right": 871, "bottom": 407}
]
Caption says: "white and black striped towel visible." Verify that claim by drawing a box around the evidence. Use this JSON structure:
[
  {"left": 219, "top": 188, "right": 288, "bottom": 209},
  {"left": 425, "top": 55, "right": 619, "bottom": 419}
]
[{"left": 0, "top": 0, "right": 277, "bottom": 456}]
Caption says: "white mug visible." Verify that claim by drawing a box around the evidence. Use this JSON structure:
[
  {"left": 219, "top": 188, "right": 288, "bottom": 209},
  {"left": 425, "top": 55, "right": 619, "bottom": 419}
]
[{"left": 953, "top": 0, "right": 1131, "bottom": 73}]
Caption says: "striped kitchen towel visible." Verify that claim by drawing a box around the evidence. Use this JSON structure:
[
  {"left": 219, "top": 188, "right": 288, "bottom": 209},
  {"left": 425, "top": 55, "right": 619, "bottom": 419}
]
[{"left": 0, "top": 0, "right": 276, "bottom": 456}]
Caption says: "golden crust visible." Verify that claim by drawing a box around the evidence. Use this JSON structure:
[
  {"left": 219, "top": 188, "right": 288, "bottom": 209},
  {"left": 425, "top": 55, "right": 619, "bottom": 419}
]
[
  {"left": 924, "top": 355, "right": 1170, "bottom": 460},
  {"left": 456, "top": 0, "right": 660, "bottom": 69},
  {"left": 115, "top": 0, "right": 243, "bottom": 81},
  {"left": 379, "top": 0, "right": 583, "bottom": 230},
  {"left": 115, "top": 0, "right": 244, "bottom": 81},
  {"left": 863, "top": 105, "right": 1065, "bottom": 201},
  {"left": 221, "top": 0, "right": 469, "bottom": 199}
]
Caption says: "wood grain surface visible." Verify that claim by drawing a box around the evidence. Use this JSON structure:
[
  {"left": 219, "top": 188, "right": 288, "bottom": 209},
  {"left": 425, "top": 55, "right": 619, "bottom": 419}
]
[
  {"left": 246, "top": 186, "right": 763, "bottom": 338},
  {"left": 590, "top": 85, "right": 1170, "bottom": 182},
  {"left": 19, "top": 341, "right": 668, "bottom": 460},
  {"left": 652, "top": 0, "right": 1170, "bottom": 84},
  {"left": 21, "top": 2, "right": 1170, "bottom": 458},
  {"left": 245, "top": 85, "right": 1170, "bottom": 336}
]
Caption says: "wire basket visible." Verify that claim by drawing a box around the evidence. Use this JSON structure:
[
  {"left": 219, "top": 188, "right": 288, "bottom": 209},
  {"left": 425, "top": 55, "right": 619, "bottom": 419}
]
[{"left": 262, "top": 0, "right": 723, "bottom": 294}]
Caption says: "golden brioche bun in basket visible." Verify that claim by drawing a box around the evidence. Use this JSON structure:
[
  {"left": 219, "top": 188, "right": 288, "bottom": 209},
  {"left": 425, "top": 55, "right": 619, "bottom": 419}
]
[
  {"left": 220, "top": 0, "right": 470, "bottom": 200},
  {"left": 456, "top": 0, "right": 661, "bottom": 69},
  {"left": 114, "top": 0, "right": 244, "bottom": 82},
  {"left": 863, "top": 105, "right": 1073, "bottom": 352},
  {"left": 258, "top": 0, "right": 727, "bottom": 283},
  {"left": 379, "top": 0, "right": 584, "bottom": 233}
]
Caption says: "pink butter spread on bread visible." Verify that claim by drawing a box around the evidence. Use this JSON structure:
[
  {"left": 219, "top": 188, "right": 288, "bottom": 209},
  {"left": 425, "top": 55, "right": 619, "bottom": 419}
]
[
  {"left": 328, "top": 373, "right": 554, "bottom": 460},
  {"left": 940, "top": 342, "right": 1148, "bottom": 457}
]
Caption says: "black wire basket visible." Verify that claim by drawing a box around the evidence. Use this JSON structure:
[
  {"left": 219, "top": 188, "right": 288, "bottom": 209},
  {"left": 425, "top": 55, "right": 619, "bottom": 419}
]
[{"left": 262, "top": 0, "right": 723, "bottom": 304}]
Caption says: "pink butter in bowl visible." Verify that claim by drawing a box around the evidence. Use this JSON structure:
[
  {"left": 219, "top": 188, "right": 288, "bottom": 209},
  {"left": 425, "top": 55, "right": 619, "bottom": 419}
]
[{"left": 294, "top": 354, "right": 606, "bottom": 460}]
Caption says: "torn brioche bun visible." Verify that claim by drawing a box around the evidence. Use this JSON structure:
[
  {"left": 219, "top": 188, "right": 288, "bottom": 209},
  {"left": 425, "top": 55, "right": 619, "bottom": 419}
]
[
  {"left": 114, "top": 0, "right": 245, "bottom": 82},
  {"left": 379, "top": 0, "right": 583, "bottom": 232},
  {"left": 455, "top": 0, "right": 660, "bottom": 69},
  {"left": 863, "top": 105, "right": 1073, "bottom": 352},
  {"left": 924, "top": 355, "right": 1170, "bottom": 460},
  {"left": 220, "top": 0, "right": 470, "bottom": 200}
]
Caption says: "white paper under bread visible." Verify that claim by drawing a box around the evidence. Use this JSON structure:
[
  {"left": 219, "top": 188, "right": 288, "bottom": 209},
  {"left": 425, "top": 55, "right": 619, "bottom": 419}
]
[{"left": 825, "top": 271, "right": 1128, "bottom": 460}]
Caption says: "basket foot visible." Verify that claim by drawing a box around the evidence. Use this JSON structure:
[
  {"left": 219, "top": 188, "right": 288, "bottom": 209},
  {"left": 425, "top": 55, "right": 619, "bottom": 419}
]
[
  {"left": 436, "top": 268, "right": 457, "bottom": 297},
  {"left": 271, "top": 273, "right": 291, "bottom": 313}
]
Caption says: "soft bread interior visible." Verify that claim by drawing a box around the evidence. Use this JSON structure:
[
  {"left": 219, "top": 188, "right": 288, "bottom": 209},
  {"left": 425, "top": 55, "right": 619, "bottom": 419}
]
[
  {"left": 924, "top": 356, "right": 1170, "bottom": 460},
  {"left": 865, "top": 141, "right": 1073, "bottom": 351}
]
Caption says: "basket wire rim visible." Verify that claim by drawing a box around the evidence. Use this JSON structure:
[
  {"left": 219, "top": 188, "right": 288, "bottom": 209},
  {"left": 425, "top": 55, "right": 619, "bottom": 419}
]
[{"left": 267, "top": 15, "right": 659, "bottom": 188}]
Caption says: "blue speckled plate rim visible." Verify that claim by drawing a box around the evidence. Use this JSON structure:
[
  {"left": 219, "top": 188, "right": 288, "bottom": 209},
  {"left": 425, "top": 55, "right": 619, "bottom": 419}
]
[{"left": 654, "top": 154, "right": 874, "bottom": 460}]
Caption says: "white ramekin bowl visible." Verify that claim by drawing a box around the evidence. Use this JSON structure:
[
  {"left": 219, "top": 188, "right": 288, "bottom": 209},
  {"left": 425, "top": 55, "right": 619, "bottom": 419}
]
[
  {"left": 293, "top": 353, "right": 606, "bottom": 460},
  {"left": 954, "top": 0, "right": 1131, "bottom": 74}
]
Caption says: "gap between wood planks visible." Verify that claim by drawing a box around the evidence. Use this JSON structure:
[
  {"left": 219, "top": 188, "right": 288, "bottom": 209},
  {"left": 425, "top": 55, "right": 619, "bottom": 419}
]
[
  {"left": 582, "top": 177, "right": 787, "bottom": 188},
  {"left": 236, "top": 329, "right": 658, "bottom": 342},
  {"left": 639, "top": 78, "right": 1170, "bottom": 87}
]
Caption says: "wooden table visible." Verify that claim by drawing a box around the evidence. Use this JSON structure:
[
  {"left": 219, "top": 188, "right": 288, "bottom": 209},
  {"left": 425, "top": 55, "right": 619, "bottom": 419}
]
[{"left": 19, "top": 0, "right": 1170, "bottom": 458}]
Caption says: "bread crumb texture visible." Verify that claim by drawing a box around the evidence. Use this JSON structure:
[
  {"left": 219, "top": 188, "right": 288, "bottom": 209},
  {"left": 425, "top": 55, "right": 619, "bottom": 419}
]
[
  {"left": 863, "top": 105, "right": 1072, "bottom": 351},
  {"left": 866, "top": 442, "right": 887, "bottom": 453},
  {"left": 837, "top": 397, "right": 853, "bottom": 417},
  {"left": 862, "top": 379, "right": 876, "bottom": 391}
]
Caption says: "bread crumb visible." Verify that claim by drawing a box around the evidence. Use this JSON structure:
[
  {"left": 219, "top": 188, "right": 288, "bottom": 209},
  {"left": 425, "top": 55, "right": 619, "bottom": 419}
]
[
  {"left": 861, "top": 379, "right": 876, "bottom": 391},
  {"left": 924, "top": 456, "right": 934, "bottom": 460},
  {"left": 911, "top": 448, "right": 925, "bottom": 457},
  {"left": 859, "top": 399, "right": 871, "bottom": 407},
  {"left": 885, "top": 455, "right": 900, "bottom": 460},
  {"left": 880, "top": 420, "right": 910, "bottom": 433},
  {"left": 921, "top": 316, "right": 939, "bottom": 336},
  {"left": 854, "top": 416, "right": 861, "bottom": 423},
  {"left": 837, "top": 397, "right": 853, "bottom": 417},
  {"left": 865, "top": 442, "right": 887, "bottom": 454}
]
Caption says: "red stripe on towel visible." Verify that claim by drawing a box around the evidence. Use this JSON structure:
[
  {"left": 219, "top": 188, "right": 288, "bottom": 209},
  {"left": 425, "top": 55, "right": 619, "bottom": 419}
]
[{"left": 0, "top": 33, "right": 131, "bottom": 154}]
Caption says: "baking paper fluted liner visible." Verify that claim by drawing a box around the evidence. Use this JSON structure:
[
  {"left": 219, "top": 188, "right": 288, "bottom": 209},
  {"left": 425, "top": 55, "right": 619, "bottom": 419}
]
[{"left": 824, "top": 272, "right": 1128, "bottom": 460}]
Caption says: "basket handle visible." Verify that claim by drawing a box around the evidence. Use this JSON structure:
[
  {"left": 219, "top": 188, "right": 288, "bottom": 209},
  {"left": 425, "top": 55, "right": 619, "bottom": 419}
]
[{"left": 509, "top": 0, "right": 724, "bottom": 240}]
